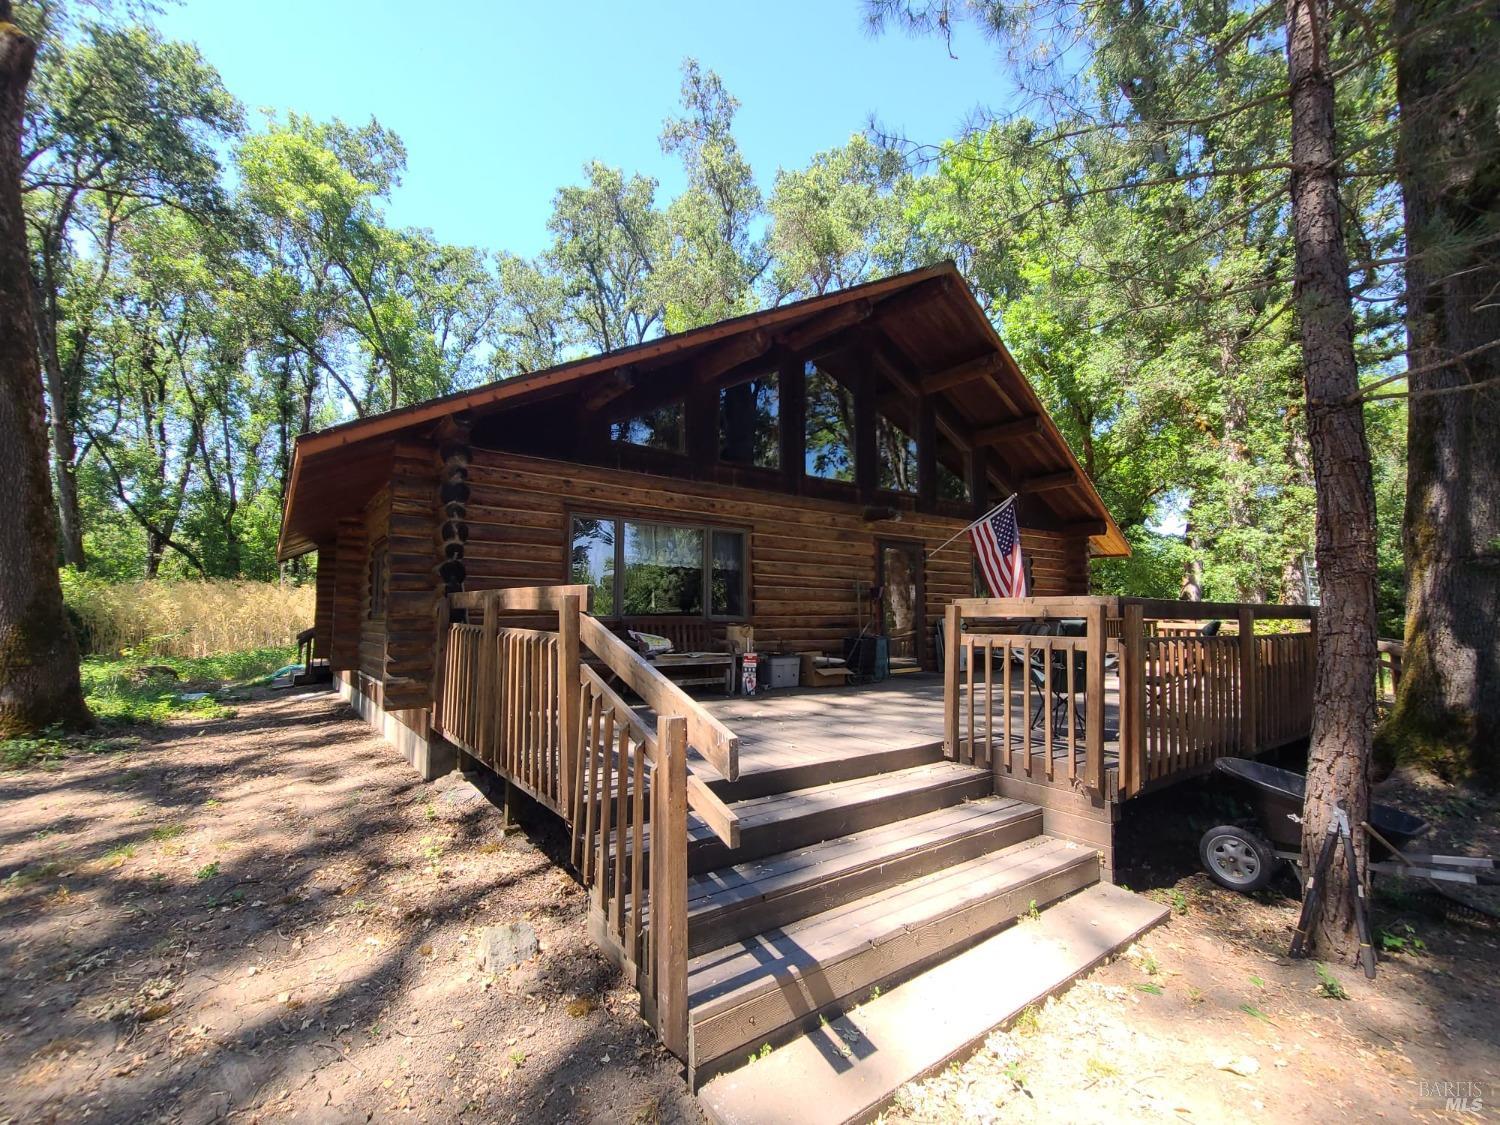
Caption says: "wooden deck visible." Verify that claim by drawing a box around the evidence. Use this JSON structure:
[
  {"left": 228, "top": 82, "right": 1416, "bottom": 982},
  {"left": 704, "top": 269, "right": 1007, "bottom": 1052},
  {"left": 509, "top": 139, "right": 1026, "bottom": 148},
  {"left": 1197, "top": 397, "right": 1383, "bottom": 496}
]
[{"left": 690, "top": 674, "right": 1124, "bottom": 796}]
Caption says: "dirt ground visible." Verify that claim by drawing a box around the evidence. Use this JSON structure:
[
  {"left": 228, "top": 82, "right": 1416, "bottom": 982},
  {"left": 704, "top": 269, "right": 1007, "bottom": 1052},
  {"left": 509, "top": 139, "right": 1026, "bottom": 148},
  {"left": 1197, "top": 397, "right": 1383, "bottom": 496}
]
[
  {"left": 0, "top": 687, "right": 699, "bottom": 1125},
  {"left": 3, "top": 688, "right": 1498, "bottom": 1124},
  {"left": 884, "top": 767, "right": 1500, "bottom": 1124}
]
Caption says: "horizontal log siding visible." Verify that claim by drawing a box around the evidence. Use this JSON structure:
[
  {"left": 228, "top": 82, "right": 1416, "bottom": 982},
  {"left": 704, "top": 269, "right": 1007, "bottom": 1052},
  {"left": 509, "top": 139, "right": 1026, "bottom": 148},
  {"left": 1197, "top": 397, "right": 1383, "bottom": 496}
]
[
  {"left": 465, "top": 451, "right": 1090, "bottom": 660},
  {"left": 383, "top": 441, "right": 442, "bottom": 710},
  {"left": 313, "top": 546, "right": 337, "bottom": 662},
  {"left": 358, "top": 487, "right": 391, "bottom": 684}
]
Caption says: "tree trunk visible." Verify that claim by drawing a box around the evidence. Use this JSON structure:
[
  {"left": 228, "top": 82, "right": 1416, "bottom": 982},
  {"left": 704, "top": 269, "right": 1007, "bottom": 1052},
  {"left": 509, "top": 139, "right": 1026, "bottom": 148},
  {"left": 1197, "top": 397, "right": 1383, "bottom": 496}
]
[
  {"left": 1284, "top": 0, "right": 1380, "bottom": 961},
  {"left": 34, "top": 300, "right": 86, "bottom": 568},
  {"left": 0, "top": 6, "right": 88, "bottom": 735},
  {"left": 1379, "top": 0, "right": 1500, "bottom": 786}
]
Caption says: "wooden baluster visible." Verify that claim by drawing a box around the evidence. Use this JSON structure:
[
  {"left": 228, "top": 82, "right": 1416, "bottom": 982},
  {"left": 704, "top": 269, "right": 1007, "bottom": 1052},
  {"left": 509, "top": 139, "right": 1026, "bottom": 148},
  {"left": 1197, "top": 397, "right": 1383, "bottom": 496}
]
[
  {"left": 595, "top": 709, "right": 616, "bottom": 915},
  {"left": 965, "top": 636, "right": 975, "bottom": 766},
  {"left": 943, "top": 603, "right": 960, "bottom": 759},
  {"left": 983, "top": 638, "right": 993, "bottom": 773},
  {"left": 1022, "top": 640, "right": 1033, "bottom": 777},
  {"left": 652, "top": 715, "right": 689, "bottom": 1057},
  {"left": 570, "top": 680, "right": 592, "bottom": 867},
  {"left": 1238, "top": 607, "right": 1257, "bottom": 753},
  {"left": 1042, "top": 641, "right": 1055, "bottom": 782},
  {"left": 1122, "top": 603, "right": 1144, "bottom": 796},
  {"left": 582, "top": 694, "right": 603, "bottom": 882},
  {"left": 479, "top": 596, "right": 498, "bottom": 763},
  {"left": 613, "top": 720, "right": 629, "bottom": 941},
  {"left": 1000, "top": 640, "right": 1013, "bottom": 775},
  {"left": 631, "top": 731, "right": 646, "bottom": 970},
  {"left": 1085, "top": 602, "right": 1106, "bottom": 792}
]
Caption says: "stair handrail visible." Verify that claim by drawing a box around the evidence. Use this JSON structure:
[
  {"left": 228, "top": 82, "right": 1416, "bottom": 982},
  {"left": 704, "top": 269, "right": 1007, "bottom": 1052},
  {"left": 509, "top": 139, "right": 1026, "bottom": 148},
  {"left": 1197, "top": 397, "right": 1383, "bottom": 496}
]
[{"left": 577, "top": 613, "right": 741, "bottom": 783}]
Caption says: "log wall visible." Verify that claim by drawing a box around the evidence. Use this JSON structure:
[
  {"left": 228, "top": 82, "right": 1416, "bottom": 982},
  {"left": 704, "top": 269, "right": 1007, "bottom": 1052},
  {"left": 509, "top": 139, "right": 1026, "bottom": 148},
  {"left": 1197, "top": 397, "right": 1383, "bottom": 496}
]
[{"left": 464, "top": 450, "right": 1090, "bottom": 662}]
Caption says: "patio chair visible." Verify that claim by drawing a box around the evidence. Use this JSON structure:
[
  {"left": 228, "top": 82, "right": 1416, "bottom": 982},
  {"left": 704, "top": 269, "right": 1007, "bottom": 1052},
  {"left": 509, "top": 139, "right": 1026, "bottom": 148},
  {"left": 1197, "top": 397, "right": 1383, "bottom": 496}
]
[{"left": 1028, "top": 620, "right": 1088, "bottom": 740}]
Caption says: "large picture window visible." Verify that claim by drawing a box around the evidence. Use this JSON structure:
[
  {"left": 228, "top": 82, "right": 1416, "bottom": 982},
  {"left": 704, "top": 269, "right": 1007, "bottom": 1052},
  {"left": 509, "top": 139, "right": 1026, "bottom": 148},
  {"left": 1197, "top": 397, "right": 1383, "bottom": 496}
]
[
  {"left": 720, "top": 372, "right": 780, "bottom": 469},
  {"left": 611, "top": 402, "right": 686, "bottom": 453},
  {"left": 569, "top": 515, "right": 747, "bottom": 619}
]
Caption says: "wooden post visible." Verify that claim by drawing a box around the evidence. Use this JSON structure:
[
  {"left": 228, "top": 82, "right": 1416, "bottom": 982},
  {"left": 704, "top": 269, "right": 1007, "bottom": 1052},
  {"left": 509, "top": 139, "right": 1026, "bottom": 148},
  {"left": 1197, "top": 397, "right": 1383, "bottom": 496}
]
[
  {"left": 1238, "top": 605, "right": 1257, "bottom": 753},
  {"left": 853, "top": 356, "right": 878, "bottom": 502},
  {"left": 943, "top": 602, "right": 961, "bottom": 760},
  {"left": 916, "top": 396, "right": 937, "bottom": 513},
  {"left": 779, "top": 354, "right": 805, "bottom": 495},
  {"left": 652, "top": 714, "right": 689, "bottom": 1057},
  {"left": 1085, "top": 601, "right": 1107, "bottom": 792},
  {"left": 967, "top": 445, "right": 991, "bottom": 516},
  {"left": 557, "top": 594, "right": 581, "bottom": 817},
  {"left": 478, "top": 592, "right": 499, "bottom": 764},
  {"left": 1121, "top": 602, "right": 1145, "bottom": 796},
  {"left": 430, "top": 595, "right": 451, "bottom": 734}
]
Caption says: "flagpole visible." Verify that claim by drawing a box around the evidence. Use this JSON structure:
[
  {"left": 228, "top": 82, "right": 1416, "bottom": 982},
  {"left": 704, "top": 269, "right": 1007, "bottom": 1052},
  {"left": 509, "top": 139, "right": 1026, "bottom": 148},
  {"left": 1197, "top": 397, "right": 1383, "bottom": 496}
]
[{"left": 928, "top": 493, "right": 1018, "bottom": 558}]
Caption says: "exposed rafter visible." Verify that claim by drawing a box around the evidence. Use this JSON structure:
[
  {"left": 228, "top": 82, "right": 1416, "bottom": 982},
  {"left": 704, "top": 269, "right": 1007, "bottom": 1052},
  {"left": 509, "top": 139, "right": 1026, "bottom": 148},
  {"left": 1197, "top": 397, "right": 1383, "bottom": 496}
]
[
  {"left": 777, "top": 299, "right": 872, "bottom": 354},
  {"left": 581, "top": 367, "right": 636, "bottom": 413},
  {"left": 921, "top": 353, "right": 1001, "bottom": 394},
  {"left": 972, "top": 415, "right": 1041, "bottom": 445},
  {"left": 1021, "top": 469, "right": 1078, "bottom": 493},
  {"left": 694, "top": 329, "right": 771, "bottom": 384}
]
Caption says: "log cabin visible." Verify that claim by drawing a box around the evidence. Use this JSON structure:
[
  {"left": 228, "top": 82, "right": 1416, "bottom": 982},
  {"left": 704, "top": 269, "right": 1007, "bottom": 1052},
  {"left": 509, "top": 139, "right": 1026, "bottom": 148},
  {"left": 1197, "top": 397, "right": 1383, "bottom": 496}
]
[{"left": 276, "top": 261, "right": 1315, "bottom": 1116}]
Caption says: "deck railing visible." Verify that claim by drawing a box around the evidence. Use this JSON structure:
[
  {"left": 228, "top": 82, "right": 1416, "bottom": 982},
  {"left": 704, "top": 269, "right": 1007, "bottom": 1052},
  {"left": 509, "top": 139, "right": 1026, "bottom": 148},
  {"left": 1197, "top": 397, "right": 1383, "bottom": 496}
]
[
  {"left": 943, "top": 596, "right": 1318, "bottom": 799},
  {"left": 433, "top": 584, "right": 739, "bottom": 1057}
]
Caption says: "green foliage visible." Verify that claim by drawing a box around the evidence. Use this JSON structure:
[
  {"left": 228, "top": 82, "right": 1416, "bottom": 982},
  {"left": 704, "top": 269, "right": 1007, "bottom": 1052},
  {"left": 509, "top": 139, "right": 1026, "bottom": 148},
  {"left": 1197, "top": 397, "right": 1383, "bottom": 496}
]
[{"left": 20, "top": 0, "right": 1415, "bottom": 642}]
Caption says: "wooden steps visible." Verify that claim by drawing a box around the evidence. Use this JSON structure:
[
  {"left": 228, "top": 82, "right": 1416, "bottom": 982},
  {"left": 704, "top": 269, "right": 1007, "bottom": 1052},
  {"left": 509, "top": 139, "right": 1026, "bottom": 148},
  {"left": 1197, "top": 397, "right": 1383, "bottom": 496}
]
[
  {"left": 697, "top": 882, "right": 1170, "bottom": 1125},
  {"left": 684, "top": 760, "right": 992, "bottom": 874},
  {"left": 686, "top": 796, "right": 1042, "bottom": 956},
  {"left": 686, "top": 835, "right": 1098, "bottom": 1084}
]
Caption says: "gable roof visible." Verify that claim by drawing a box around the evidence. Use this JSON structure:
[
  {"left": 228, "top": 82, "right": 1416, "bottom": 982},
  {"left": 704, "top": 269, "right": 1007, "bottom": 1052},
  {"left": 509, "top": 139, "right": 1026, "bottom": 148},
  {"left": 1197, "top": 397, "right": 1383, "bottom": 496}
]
[{"left": 277, "top": 261, "right": 1129, "bottom": 559}]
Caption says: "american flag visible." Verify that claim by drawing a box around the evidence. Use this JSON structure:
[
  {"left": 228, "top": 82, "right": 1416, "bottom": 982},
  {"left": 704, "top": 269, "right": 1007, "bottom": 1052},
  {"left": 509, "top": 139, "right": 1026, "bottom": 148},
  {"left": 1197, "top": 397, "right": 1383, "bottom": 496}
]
[{"left": 969, "top": 501, "right": 1027, "bottom": 598}]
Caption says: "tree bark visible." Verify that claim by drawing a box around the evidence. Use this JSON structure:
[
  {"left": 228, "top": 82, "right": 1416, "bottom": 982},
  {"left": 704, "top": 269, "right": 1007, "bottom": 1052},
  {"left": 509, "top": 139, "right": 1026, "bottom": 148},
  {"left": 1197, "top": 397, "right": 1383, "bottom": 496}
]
[
  {"left": 1284, "top": 0, "right": 1380, "bottom": 961},
  {"left": 1380, "top": 0, "right": 1500, "bottom": 786},
  {"left": 34, "top": 291, "right": 87, "bottom": 568},
  {"left": 0, "top": 4, "right": 88, "bottom": 734}
]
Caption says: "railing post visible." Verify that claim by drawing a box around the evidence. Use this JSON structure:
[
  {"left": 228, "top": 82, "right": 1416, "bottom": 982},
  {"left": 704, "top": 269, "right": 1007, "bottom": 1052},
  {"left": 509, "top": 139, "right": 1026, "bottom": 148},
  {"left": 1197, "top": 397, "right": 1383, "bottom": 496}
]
[
  {"left": 943, "top": 602, "right": 961, "bottom": 760},
  {"left": 652, "top": 714, "right": 689, "bottom": 1057},
  {"left": 1084, "top": 601, "right": 1107, "bottom": 792},
  {"left": 557, "top": 594, "right": 581, "bottom": 820},
  {"left": 1121, "top": 602, "right": 1144, "bottom": 796},
  {"left": 430, "top": 596, "right": 451, "bottom": 733},
  {"left": 1238, "top": 605, "right": 1257, "bottom": 753},
  {"left": 478, "top": 592, "right": 498, "bottom": 763}
]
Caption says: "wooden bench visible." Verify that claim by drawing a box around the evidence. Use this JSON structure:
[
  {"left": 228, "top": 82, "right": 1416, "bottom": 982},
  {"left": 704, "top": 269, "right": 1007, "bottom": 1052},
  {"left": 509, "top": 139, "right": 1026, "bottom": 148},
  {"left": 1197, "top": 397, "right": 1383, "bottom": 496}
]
[{"left": 605, "top": 618, "right": 736, "bottom": 694}]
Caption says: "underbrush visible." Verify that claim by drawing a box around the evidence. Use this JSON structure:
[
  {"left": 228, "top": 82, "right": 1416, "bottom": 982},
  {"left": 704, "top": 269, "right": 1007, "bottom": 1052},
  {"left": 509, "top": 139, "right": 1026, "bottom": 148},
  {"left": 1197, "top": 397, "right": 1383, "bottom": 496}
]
[
  {"left": 61, "top": 572, "right": 314, "bottom": 659},
  {"left": 2, "top": 646, "right": 295, "bottom": 769}
]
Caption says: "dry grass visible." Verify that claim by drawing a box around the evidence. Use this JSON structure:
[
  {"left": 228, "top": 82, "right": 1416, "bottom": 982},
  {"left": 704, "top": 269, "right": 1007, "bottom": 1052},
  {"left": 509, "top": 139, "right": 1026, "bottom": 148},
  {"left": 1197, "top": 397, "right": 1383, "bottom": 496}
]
[{"left": 62, "top": 575, "right": 314, "bottom": 658}]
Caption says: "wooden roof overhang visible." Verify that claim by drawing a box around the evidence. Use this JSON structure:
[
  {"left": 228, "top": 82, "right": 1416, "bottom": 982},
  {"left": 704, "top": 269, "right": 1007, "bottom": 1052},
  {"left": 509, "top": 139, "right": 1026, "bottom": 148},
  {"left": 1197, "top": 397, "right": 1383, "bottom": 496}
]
[{"left": 276, "top": 261, "right": 1129, "bottom": 561}]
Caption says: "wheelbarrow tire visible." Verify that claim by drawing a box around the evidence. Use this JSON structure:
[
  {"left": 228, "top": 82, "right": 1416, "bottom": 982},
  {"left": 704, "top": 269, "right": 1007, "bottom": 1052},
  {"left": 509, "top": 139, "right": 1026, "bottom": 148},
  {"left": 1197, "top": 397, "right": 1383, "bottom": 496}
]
[{"left": 1200, "top": 825, "right": 1277, "bottom": 893}]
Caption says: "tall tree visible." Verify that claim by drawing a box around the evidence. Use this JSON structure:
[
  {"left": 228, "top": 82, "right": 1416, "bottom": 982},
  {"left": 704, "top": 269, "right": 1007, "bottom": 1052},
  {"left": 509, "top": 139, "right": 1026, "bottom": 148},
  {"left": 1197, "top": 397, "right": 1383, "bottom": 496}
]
[
  {"left": 655, "top": 60, "right": 767, "bottom": 331},
  {"left": 868, "top": 0, "right": 1385, "bottom": 958},
  {"left": 1282, "top": 0, "right": 1379, "bottom": 956},
  {"left": 0, "top": 0, "right": 87, "bottom": 734},
  {"left": 1379, "top": 0, "right": 1500, "bottom": 785},
  {"left": 21, "top": 14, "right": 239, "bottom": 567},
  {"left": 546, "top": 161, "right": 663, "bottom": 352}
]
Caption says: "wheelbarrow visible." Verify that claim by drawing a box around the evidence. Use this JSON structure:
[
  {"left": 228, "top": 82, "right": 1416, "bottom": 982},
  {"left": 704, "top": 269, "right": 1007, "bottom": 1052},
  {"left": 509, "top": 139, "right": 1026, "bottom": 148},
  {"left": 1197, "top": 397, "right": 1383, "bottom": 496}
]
[{"left": 1199, "top": 757, "right": 1496, "bottom": 893}]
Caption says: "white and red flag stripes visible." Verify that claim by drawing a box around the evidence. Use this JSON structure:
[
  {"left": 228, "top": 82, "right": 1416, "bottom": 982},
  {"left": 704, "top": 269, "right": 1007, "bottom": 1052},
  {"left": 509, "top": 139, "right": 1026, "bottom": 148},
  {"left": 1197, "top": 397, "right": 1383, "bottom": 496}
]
[{"left": 968, "top": 497, "right": 1027, "bottom": 598}]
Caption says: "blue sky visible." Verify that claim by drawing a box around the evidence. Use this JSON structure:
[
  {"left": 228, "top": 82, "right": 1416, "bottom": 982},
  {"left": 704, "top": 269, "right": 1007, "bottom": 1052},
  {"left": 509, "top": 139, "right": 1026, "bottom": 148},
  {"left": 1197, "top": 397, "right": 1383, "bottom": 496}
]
[{"left": 156, "top": 0, "right": 1015, "bottom": 258}]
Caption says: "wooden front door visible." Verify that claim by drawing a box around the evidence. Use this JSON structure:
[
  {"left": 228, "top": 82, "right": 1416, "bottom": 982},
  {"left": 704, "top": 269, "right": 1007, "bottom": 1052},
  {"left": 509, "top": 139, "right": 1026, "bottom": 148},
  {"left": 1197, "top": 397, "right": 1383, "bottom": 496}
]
[{"left": 877, "top": 540, "right": 926, "bottom": 670}]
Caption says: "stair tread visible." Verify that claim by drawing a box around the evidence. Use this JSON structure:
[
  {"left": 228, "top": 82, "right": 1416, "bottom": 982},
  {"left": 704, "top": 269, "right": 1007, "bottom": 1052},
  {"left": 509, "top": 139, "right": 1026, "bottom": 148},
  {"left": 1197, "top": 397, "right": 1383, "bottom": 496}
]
[
  {"left": 685, "top": 760, "right": 989, "bottom": 844},
  {"left": 697, "top": 883, "right": 1170, "bottom": 1125},
  {"left": 687, "top": 796, "right": 1036, "bottom": 915},
  {"left": 688, "top": 836, "right": 1088, "bottom": 1015}
]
